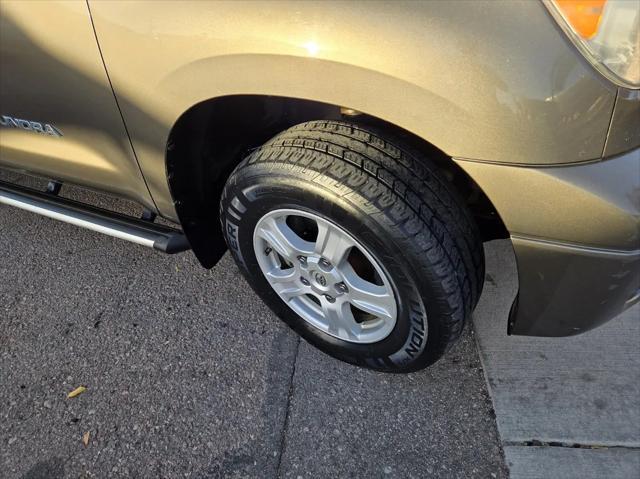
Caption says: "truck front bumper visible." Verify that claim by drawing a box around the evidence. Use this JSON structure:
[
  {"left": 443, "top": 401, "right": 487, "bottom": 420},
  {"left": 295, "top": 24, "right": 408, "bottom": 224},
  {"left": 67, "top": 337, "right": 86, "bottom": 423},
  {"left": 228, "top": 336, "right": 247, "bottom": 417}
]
[
  {"left": 508, "top": 235, "right": 639, "bottom": 336},
  {"left": 455, "top": 147, "right": 640, "bottom": 337}
]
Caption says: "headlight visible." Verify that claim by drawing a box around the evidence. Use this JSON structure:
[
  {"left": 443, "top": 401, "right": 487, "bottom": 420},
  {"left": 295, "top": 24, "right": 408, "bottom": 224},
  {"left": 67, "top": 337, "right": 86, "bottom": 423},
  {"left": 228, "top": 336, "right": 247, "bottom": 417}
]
[{"left": 544, "top": 0, "right": 640, "bottom": 88}]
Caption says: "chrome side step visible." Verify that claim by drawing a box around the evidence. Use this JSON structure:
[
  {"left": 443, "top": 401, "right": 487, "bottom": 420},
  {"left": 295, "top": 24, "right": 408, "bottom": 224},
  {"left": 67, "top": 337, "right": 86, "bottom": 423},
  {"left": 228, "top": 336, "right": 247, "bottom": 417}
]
[{"left": 0, "top": 180, "right": 190, "bottom": 254}]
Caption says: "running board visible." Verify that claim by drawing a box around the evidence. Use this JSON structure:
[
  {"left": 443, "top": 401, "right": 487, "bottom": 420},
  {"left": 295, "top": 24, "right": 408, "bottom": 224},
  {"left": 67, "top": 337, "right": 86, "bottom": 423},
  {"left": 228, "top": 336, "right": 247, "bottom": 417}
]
[{"left": 0, "top": 180, "right": 190, "bottom": 254}]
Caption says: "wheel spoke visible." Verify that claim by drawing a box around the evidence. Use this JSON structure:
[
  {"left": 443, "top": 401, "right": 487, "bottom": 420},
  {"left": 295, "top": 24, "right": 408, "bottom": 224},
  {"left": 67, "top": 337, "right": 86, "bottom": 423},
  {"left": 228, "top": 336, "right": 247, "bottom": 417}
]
[
  {"left": 314, "top": 221, "right": 353, "bottom": 266},
  {"left": 264, "top": 265, "right": 296, "bottom": 283},
  {"left": 343, "top": 266, "right": 395, "bottom": 321},
  {"left": 256, "top": 216, "right": 311, "bottom": 261},
  {"left": 265, "top": 267, "right": 305, "bottom": 301},
  {"left": 322, "top": 301, "right": 359, "bottom": 340},
  {"left": 274, "top": 283, "right": 306, "bottom": 302}
]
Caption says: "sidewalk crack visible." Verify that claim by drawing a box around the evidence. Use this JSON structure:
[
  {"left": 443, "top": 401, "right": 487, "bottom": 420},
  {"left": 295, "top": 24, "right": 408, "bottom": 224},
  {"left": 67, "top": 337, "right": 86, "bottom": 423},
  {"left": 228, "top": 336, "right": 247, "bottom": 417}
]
[
  {"left": 275, "top": 336, "right": 301, "bottom": 478},
  {"left": 504, "top": 440, "right": 640, "bottom": 451}
]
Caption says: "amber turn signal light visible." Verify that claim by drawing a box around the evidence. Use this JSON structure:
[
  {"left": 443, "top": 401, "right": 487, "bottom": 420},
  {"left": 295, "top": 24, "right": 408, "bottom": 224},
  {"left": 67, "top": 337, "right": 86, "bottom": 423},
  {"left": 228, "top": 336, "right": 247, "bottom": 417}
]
[{"left": 554, "top": 0, "right": 606, "bottom": 39}]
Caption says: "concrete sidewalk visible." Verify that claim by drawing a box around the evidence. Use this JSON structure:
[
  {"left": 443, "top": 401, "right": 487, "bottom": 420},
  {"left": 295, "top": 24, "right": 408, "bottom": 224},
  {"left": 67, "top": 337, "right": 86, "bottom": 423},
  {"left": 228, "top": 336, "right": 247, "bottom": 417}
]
[{"left": 474, "top": 241, "right": 640, "bottom": 479}]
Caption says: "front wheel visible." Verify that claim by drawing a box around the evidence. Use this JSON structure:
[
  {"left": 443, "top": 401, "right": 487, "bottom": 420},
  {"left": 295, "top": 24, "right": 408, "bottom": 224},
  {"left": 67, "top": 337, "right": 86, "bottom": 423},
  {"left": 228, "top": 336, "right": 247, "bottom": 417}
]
[{"left": 220, "top": 121, "right": 484, "bottom": 372}]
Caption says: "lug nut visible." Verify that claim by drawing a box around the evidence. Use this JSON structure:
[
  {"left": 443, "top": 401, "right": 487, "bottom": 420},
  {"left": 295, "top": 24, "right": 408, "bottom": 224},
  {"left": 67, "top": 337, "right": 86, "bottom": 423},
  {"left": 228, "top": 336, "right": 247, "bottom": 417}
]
[
  {"left": 319, "top": 258, "right": 331, "bottom": 269},
  {"left": 300, "top": 277, "right": 310, "bottom": 286},
  {"left": 297, "top": 255, "right": 307, "bottom": 265},
  {"left": 335, "top": 282, "right": 348, "bottom": 294},
  {"left": 324, "top": 294, "right": 336, "bottom": 303},
  {"left": 264, "top": 246, "right": 272, "bottom": 256}
]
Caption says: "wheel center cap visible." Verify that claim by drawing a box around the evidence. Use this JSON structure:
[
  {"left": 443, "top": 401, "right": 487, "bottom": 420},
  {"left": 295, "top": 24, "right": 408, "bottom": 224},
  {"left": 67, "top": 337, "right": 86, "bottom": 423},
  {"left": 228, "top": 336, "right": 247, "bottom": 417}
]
[
  {"left": 314, "top": 272, "right": 327, "bottom": 287},
  {"left": 305, "top": 257, "right": 341, "bottom": 294}
]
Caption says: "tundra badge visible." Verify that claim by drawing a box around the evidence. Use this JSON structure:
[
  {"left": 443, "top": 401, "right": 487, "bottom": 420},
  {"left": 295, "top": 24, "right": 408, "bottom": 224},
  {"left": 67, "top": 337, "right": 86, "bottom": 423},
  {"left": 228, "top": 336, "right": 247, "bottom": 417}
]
[{"left": 0, "top": 115, "right": 63, "bottom": 137}]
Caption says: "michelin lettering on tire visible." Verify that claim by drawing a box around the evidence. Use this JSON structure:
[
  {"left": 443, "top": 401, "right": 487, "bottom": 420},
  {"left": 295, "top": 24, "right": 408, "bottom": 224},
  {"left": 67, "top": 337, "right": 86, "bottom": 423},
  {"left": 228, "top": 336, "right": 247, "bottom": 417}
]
[
  {"left": 389, "top": 300, "right": 428, "bottom": 366},
  {"left": 223, "top": 197, "right": 246, "bottom": 269}
]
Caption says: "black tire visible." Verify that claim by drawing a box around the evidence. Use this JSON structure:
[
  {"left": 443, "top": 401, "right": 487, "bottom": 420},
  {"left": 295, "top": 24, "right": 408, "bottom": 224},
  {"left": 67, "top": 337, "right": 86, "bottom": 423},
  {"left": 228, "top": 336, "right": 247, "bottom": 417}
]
[{"left": 220, "top": 120, "right": 484, "bottom": 372}]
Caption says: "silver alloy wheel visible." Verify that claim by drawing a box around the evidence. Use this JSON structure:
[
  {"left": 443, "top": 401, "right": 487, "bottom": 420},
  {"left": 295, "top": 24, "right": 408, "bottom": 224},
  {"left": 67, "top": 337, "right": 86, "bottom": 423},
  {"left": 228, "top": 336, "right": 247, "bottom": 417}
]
[{"left": 253, "top": 209, "right": 397, "bottom": 344}]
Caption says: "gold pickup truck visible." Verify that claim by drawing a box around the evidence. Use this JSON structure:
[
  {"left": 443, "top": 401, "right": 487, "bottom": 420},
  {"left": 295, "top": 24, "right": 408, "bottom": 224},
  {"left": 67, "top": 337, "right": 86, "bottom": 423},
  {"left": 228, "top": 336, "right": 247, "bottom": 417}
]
[{"left": 1, "top": 0, "right": 638, "bottom": 372}]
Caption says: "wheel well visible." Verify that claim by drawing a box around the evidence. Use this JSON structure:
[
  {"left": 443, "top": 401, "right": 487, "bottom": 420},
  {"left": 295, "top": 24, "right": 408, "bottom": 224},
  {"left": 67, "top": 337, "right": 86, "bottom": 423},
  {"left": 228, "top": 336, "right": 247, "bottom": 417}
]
[{"left": 166, "top": 95, "right": 508, "bottom": 268}]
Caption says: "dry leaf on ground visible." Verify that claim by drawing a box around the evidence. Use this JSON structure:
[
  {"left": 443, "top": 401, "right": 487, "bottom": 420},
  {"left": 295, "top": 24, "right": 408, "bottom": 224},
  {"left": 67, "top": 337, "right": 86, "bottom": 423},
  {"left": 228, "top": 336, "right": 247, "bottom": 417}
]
[{"left": 67, "top": 386, "right": 86, "bottom": 398}]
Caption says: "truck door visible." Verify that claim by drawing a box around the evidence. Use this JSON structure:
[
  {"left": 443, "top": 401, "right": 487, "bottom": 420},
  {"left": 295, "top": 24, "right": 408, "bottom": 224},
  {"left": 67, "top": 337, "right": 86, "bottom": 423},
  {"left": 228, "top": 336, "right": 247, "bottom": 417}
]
[{"left": 0, "top": 0, "right": 154, "bottom": 209}]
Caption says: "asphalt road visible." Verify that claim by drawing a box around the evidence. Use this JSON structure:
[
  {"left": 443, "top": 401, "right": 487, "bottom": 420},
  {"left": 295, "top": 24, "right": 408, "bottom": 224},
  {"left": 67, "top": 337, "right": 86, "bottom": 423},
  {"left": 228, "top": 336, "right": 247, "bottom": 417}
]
[{"left": 0, "top": 179, "right": 507, "bottom": 478}]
